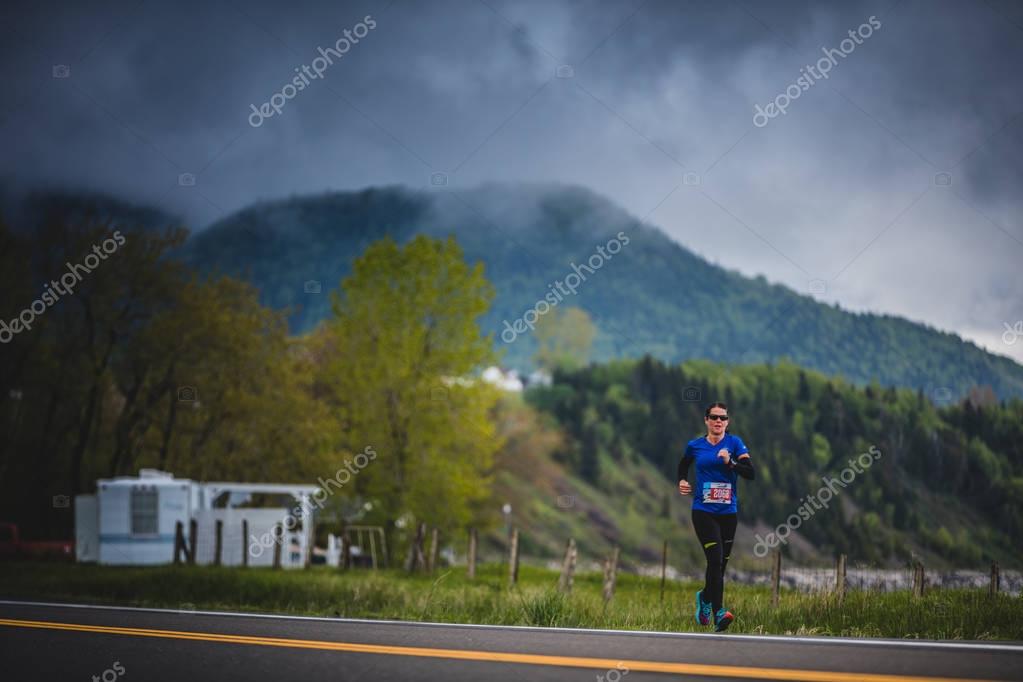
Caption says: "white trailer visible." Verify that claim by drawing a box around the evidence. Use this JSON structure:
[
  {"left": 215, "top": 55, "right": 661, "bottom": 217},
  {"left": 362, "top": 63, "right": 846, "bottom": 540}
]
[
  {"left": 199, "top": 481, "right": 318, "bottom": 569},
  {"left": 93, "top": 469, "right": 196, "bottom": 565},
  {"left": 75, "top": 469, "right": 317, "bottom": 567}
]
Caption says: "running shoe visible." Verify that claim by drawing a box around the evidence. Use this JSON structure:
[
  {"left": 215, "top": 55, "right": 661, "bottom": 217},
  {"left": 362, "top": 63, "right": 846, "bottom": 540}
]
[
  {"left": 713, "top": 607, "right": 734, "bottom": 632},
  {"left": 694, "top": 589, "right": 712, "bottom": 625}
]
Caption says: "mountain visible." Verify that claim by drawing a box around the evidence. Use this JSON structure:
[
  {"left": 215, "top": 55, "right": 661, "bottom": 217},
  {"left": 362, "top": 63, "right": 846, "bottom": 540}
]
[
  {"left": 182, "top": 183, "right": 1023, "bottom": 400},
  {"left": 2, "top": 187, "right": 182, "bottom": 234}
]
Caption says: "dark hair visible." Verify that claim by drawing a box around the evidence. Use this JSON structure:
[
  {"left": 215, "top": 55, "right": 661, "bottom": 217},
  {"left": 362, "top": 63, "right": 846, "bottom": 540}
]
[{"left": 705, "top": 401, "right": 728, "bottom": 418}]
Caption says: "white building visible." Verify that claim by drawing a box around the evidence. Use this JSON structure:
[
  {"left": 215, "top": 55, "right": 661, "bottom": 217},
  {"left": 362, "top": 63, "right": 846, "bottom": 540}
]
[
  {"left": 481, "top": 366, "right": 524, "bottom": 391},
  {"left": 75, "top": 469, "right": 318, "bottom": 568}
]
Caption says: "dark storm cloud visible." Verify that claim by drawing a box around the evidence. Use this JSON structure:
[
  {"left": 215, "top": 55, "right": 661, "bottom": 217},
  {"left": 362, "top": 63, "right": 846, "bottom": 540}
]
[{"left": 0, "top": 0, "right": 1021, "bottom": 361}]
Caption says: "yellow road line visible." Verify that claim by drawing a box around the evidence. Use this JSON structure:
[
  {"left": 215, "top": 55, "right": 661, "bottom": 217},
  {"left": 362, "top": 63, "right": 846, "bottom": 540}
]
[{"left": 0, "top": 617, "right": 994, "bottom": 682}]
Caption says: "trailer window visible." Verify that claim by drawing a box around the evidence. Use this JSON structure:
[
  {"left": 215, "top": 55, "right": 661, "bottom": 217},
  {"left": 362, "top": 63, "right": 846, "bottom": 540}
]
[{"left": 131, "top": 487, "right": 158, "bottom": 535}]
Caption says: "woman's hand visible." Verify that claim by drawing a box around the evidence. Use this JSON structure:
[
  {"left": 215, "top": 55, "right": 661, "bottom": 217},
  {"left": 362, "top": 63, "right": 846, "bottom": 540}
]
[
  {"left": 678, "top": 479, "right": 691, "bottom": 495},
  {"left": 717, "top": 448, "right": 732, "bottom": 465}
]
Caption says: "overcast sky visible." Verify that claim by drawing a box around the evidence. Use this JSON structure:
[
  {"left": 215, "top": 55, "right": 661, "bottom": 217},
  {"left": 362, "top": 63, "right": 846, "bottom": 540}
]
[{"left": 2, "top": 0, "right": 1022, "bottom": 363}]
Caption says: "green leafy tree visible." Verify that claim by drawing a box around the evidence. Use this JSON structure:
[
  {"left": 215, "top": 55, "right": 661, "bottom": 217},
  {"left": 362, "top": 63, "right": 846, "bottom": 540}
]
[
  {"left": 0, "top": 215, "right": 337, "bottom": 539},
  {"left": 320, "top": 235, "right": 502, "bottom": 546}
]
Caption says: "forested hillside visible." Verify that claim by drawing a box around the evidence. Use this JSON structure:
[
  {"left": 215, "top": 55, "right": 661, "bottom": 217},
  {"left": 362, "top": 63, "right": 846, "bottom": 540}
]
[
  {"left": 525, "top": 357, "right": 1023, "bottom": 566},
  {"left": 181, "top": 184, "right": 1023, "bottom": 400}
]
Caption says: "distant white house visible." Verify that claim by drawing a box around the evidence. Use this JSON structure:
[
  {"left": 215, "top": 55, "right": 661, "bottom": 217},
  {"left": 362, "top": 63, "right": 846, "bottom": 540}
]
[
  {"left": 443, "top": 366, "right": 552, "bottom": 393},
  {"left": 481, "top": 366, "right": 524, "bottom": 391},
  {"left": 75, "top": 469, "right": 318, "bottom": 568}
]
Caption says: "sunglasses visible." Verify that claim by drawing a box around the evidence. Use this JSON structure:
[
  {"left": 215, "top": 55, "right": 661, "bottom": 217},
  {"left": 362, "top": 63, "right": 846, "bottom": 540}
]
[{"left": 706, "top": 414, "right": 729, "bottom": 421}]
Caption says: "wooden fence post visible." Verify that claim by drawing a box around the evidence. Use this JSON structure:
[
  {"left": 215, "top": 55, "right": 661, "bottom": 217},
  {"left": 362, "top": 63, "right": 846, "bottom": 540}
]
[
  {"left": 380, "top": 527, "right": 390, "bottom": 569},
  {"left": 174, "top": 521, "right": 184, "bottom": 564},
  {"left": 659, "top": 540, "right": 668, "bottom": 603},
  {"left": 272, "top": 523, "right": 282, "bottom": 569},
  {"left": 338, "top": 522, "right": 350, "bottom": 570},
  {"left": 835, "top": 553, "right": 846, "bottom": 603},
  {"left": 603, "top": 546, "right": 620, "bottom": 603},
  {"left": 214, "top": 520, "right": 223, "bottom": 566},
  {"left": 406, "top": 522, "right": 426, "bottom": 572},
  {"left": 508, "top": 527, "right": 520, "bottom": 586},
  {"left": 558, "top": 538, "right": 577, "bottom": 594},
  {"left": 304, "top": 531, "right": 312, "bottom": 569},
  {"left": 427, "top": 527, "right": 439, "bottom": 573},
  {"left": 337, "top": 529, "right": 351, "bottom": 571},
  {"left": 414, "top": 522, "right": 426, "bottom": 572},
  {"left": 771, "top": 549, "right": 782, "bottom": 607},
  {"left": 912, "top": 560, "right": 924, "bottom": 598},
  {"left": 467, "top": 527, "right": 478, "bottom": 580},
  {"left": 242, "top": 519, "right": 249, "bottom": 568},
  {"left": 368, "top": 528, "right": 378, "bottom": 570},
  {"left": 188, "top": 519, "right": 197, "bottom": 565},
  {"left": 990, "top": 561, "right": 1000, "bottom": 597},
  {"left": 343, "top": 528, "right": 352, "bottom": 569}
]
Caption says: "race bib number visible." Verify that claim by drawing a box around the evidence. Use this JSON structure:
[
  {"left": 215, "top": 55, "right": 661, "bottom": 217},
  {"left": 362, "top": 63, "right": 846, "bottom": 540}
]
[{"left": 702, "top": 482, "right": 733, "bottom": 504}]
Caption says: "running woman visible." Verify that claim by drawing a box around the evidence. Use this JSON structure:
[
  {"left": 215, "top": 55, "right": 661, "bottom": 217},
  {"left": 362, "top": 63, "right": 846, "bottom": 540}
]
[{"left": 678, "top": 402, "right": 754, "bottom": 632}]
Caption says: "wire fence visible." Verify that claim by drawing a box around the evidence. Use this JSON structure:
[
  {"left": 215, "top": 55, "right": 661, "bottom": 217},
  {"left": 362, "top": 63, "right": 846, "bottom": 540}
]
[
  {"left": 112, "top": 518, "right": 1021, "bottom": 599},
  {"left": 396, "top": 526, "right": 1021, "bottom": 599},
  {"left": 725, "top": 557, "right": 1022, "bottom": 596}
]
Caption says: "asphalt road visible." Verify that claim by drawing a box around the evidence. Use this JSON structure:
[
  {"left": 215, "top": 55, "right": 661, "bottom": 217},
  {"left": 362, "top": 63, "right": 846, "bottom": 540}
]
[{"left": 1, "top": 600, "right": 1021, "bottom": 682}]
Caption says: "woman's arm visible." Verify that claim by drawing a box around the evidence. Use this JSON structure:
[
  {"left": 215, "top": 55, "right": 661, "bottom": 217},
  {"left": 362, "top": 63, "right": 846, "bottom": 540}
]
[
  {"left": 677, "top": 455, "right": 694, "bottom": 495},
  {"left": 677, "top": 455, "right": 693, "bottom": 483},
  {"left": 729, "top": 453, "right": 754, "bottom": 480}
]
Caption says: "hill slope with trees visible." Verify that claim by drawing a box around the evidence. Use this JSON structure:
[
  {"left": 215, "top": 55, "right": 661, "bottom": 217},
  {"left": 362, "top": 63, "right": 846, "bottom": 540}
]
[
  {"left": 181, "top": 184, "right": 1023, "bottom": 400},
  {"left": 524, "top": 356, "right": 1023, "bottom": 566}
]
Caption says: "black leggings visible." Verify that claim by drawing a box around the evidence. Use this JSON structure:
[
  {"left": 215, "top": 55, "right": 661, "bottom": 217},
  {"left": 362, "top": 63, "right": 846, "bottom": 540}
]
[{"left": 691, "top": 509, "right": 737, "bottom": 613}]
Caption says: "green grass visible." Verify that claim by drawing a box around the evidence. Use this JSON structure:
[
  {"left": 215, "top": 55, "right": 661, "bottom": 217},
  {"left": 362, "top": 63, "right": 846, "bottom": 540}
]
[{"left": 2, "top": 562, "right": 1020, "bottom": 640}]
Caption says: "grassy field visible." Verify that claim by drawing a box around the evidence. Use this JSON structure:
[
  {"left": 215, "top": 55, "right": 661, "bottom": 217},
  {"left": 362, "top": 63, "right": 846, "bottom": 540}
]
[{"left": 1, "top": 561, "right": 1020, "bottom": 640}]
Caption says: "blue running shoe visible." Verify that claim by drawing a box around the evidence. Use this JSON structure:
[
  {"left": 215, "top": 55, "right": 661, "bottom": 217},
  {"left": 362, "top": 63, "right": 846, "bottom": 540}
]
[
  {"left": 714, "top": 607, "right": 734, "bottom": 632},
  {"left": 694, "top": 590, "right": 712, "bottom": 626}
]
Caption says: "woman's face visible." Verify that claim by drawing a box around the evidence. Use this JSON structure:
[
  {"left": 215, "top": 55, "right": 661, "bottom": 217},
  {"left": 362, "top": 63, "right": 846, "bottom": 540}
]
[{"left": 705, "top": 408, "right": 729, "bottom": 436}]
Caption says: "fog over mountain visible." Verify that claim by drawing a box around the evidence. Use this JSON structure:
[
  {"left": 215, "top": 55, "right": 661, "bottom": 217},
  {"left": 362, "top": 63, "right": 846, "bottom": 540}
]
[
  {"left": 2, "top": 0, "right": 1022, "bottom": 363},
  {"left": 175, "top": 182, "right": 1023, "bottom": 399}
]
